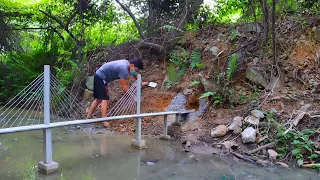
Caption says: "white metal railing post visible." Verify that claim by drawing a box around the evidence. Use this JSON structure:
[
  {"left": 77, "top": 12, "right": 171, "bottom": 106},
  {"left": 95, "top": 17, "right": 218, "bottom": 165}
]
[
  {"left": 38, "top": 65, "right": 59, "bottom": 174},
  {"left": 43, "top": 65, "right": 52, "bottom": 163},
  {"left": 131, "top": 74, "right": 145, "bottom": 148},
  {"left": 136, "top": 74, "right": 141, "bottom": 141}
]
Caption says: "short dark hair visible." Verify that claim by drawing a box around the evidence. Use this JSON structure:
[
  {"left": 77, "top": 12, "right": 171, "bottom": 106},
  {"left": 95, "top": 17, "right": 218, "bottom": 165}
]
[{"left": 129, "top": 57, "right": 144, "bottom": 69}]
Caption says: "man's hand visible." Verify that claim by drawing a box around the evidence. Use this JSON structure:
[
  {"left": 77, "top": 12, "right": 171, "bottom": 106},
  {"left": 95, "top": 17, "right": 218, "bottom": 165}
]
[
  {"left": 142, "top": 82, "right": 149, "bottom": 86},
  {"left": 119, "top": 79, "right": 129, "bottom": 93}
]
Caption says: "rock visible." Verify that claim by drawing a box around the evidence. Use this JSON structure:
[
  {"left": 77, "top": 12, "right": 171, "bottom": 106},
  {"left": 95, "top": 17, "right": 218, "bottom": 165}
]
[
  {"left": 201, "top": 40, "right": 208, "bottom": 45},
  {"left": 210, "top": 46, "right": 220, "bottom": 56},
  {"left": 300, "top": 104, "right": 312, "bottom": 112},
  {"left": 276, "top": 162, "right": 289, "bottom": 168},
  {"left": 257, "top": 160, "right": 269, "bottom": 167},
  {"left": 241, "top": 127, "right": 257, "bottom": 143},
  {"left": 253, "top": 57, "right": 259, "bottom": 64},
  {"left": 244, "top": 115, "right": 260, "bottom": 125},
  {"left": 245, "top": 23, "right": 262, "bottom": 33},
  {"left": 270, "top": 108, "right": 277, "bottom": 114},
  {"left": 85, "top": 76, "right": 94, "bottom": 90},
  {"left": 245, "top": 67, "right": 268, "bottom": 88},
  {"left": 83, "top": 89, "right": 93, "bottom": 100},
  {"left": 251, "top": 110, "right": 265, "bottom": 118},
  {"left": 183, "top": 88, "right": 193, "bottom": 96},
  {"left": 199, "top": 72, "right": 219, "bottom": 92},
  {"left": 185, "top": 141, "right": 191, "bottom": 148},
  {"left": 233, "top": 127, "right": 242, "bottom": 134},
  {"left": 267, "top": 149, "right": 278, "bottom": 161},
  {"left": 228, "top": 116, "right": 243, "bottom": 131},
  {"left": 222, "top": 140, "right": 238, "bottom": 149},
  {"left": 211, "top": 125, "right": 227, "bottom": 137}
]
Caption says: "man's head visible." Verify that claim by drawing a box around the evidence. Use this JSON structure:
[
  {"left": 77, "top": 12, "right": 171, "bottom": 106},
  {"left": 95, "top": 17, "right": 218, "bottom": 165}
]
[{"left": 129, "top": 57, "right": 144, "bottom": 75}]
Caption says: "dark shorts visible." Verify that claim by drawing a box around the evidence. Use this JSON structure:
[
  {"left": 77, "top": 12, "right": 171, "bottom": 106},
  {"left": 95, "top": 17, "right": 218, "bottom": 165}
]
[{"left": 93, "top": 74, "right": 109, "bottom": 100}]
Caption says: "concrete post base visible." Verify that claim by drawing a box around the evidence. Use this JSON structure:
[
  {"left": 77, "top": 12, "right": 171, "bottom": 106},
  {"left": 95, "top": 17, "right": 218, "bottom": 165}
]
[
  {"left": 131, "top": 139, "right": 146, "bottom": 149},
  {"left": 159, "top": 135, "right": 171, "bottom": 140},
  {"left": 38, "top": 161, "right": 59, "bottom": 174}
]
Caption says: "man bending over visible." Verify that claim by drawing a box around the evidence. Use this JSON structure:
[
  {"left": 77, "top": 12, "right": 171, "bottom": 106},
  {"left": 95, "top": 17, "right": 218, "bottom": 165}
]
[{"left": 87, "top": 58, "right": 149, "bottom": 127}]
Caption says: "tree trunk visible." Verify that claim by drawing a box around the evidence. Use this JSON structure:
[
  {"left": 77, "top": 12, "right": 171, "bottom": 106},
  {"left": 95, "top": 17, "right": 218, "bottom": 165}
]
[
  {"left": 272, "top": 0, "right": 276, "bottom": 65},
  {"left": 114, "top": 0, "right": 146, "bottom": 40},
  {"left": 114, "top": 0, "right": 165, "bottom": 54}
]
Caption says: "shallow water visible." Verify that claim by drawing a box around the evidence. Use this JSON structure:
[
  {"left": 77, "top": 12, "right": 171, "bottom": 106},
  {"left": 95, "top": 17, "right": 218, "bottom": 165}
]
[{"left": 0, "top": 128, "right": 320, "bottom": 180}]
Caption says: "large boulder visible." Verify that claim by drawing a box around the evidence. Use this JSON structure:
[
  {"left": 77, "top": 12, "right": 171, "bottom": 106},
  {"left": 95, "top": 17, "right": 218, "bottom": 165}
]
[
  {"left": 85, "top": 76, "right": 94, "bottom": 90},
  {"left": 245, "top": 23, "right": 263, "bottom": 33},
  {"left": 245, "top": 67, "right": 268, "bottom": 88},
  {"left": 241, "top": 127, "right": 257, "bottom": 143},
  {"left": 198, "top": 72, "right": 220, "bottom": 93}
]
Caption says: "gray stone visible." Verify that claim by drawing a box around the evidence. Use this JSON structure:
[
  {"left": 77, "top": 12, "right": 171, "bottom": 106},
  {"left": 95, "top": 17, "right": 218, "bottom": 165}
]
[
  {"left": 228, "top": 116, "right": 243, "bottom": 131},
  {"left": 251, "top": 110, "right": 265, "bottom": 118},
  {"left": 199, "top": 72, "right": 219, "bottom": 92},
  {"left": 85, "top": 76, "right": 94, "bottom": 90},
  {"left": 245, "top": 67, "right": 268, "bottom": 88},
  {"left": 245, "top": 23, "right": 262, "bottom": 33},
  {"left": 244, "top": 115, "right": 260, "bottom": 125},
  {"left": 211, "top": 125, "right": 227, "bottom": 137},
  {"left": 267, "top": 149, "right": 278, "bottom": 161},
  {"left": 201, "top": 40, "right": 208, "bottom": 45},
  {"left": 210, "top": 46, "right": 220, "bottom": 56},
  {"left": 222, "top": 140, "right": 238, "bottom": 149},
  {"left": 233, "top": 127, "right": 242, "bottom": 134},
  {"left": 241, "top": 127, "right": 257, "bottom": 143},
  {"left": 183, "top": 88, "right": 193, "bottom": 96},
  {"left": 253, "top": 57, "right": 259, "bottom": 64}
]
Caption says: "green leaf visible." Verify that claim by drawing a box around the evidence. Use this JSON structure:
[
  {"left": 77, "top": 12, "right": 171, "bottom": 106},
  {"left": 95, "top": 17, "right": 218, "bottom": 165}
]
[
  {"left": 302, "top": 129, "right": 315, "bottom": 135},
  {"left": 190, "top": 50, "right": 201, "bottom": 70},
  {"left": 292, "top": 148, "right": 301, "bottom": 155},
  {"left": 189, "top": 81, "right": 200, "bottom": 86},
  {"left": 199, "top": 92, "right": 216, "bottom": 99},
  {"left": 297, "top": 159, "right": 303, "bottom": 166},
  {"left": 196, "top": 63, "right": 205, "bottom": 68},
  {"left": 308, "top": 154, "right": 318, "bottom": 159},
  {"left": 311, "top": 164, "right": 320, "bottom": 169},
  {"left": 292, "top": 140, "right": 301, "bottom": 145}
]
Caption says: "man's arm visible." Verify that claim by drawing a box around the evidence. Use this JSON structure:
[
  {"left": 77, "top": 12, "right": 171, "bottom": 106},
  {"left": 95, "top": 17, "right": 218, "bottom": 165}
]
[{"left": 120, "top": 79, "right": 129, "bottom": 93}]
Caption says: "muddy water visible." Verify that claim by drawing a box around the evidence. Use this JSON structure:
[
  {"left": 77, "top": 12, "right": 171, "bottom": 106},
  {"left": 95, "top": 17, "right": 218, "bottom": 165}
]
[{"left": 0, "top": 128, "right": 319, "bottom": 180}]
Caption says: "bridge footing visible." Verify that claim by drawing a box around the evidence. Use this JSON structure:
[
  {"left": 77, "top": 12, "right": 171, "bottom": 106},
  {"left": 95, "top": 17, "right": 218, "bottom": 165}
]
[
  {"left": 131, "top": 139, "right": 146, "bottom": 149},
  {"left": 38, "top": 161, "right": 59, "bottom": 174}
]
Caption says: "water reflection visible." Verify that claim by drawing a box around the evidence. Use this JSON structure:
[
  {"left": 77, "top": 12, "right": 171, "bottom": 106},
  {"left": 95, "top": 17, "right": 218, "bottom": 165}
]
[{"left": 0, "top": 129, "right": 320, "bottom": 180}]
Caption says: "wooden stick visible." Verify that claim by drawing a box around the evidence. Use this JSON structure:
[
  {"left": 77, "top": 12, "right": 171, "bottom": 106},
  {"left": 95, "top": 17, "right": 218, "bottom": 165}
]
[
  {"left": 230, "top": 151, "right": 255, "bottom": 163},
  {"left": 246, "top": 142, "right": 275, "bottom": 155},
  {"left": 301, "top": 164, "right": 320, "bottom": 168}
]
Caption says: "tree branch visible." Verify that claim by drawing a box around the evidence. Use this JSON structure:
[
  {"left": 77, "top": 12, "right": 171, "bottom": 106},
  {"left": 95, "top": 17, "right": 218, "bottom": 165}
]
[
  {"left": 114, "top": 0, "right": 146, "bottom": 39},
  {"left": 39, "top": 9, "right": 79, "bottom": 45},
  {"left": 0, "top": 27, "right": 49, "bottom": 30}
]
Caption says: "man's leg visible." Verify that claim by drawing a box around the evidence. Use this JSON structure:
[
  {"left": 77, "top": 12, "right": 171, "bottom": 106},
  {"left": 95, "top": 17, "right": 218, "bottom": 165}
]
[
  {"left": 87, "top": 99, "right": 102, "bottom": 118},
  {"left": 101, "top": 100, "right": 110, "bottom": 127}
]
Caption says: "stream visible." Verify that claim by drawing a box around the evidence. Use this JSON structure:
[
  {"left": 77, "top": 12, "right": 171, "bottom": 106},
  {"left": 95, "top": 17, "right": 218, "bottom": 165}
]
[{"left": 1, "top": 127, "right": 320, "bottom": 180}]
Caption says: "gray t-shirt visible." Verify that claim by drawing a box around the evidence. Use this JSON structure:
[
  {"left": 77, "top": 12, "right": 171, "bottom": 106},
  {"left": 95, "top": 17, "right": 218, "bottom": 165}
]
[{"left": 95, "top": 59, "right": 130, "bottom": 84}]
